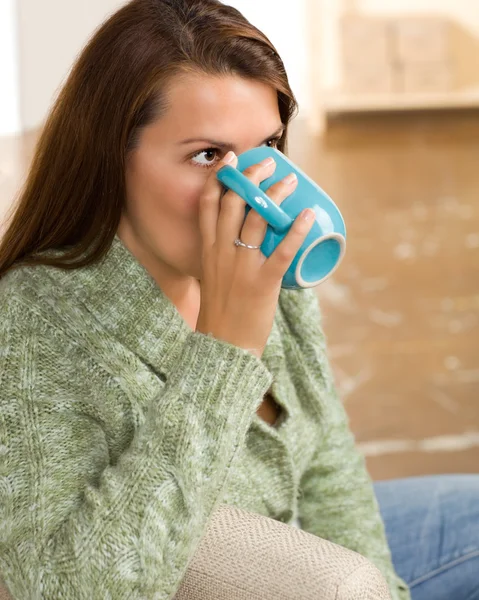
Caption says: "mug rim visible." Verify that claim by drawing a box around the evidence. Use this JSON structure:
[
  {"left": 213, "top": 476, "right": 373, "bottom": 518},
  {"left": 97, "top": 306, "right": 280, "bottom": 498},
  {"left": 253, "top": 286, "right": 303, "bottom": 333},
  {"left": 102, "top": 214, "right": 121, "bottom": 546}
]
[{"left": 295, "top": 233, "right": 346, "bottom": 288}]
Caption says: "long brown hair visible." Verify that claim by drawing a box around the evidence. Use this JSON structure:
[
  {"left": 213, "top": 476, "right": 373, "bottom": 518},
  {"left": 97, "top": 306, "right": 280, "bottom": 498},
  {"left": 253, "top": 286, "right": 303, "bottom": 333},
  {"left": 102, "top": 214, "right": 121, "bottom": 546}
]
[{"left": 0, "top": 0, "right": 298, "bottom": 279}]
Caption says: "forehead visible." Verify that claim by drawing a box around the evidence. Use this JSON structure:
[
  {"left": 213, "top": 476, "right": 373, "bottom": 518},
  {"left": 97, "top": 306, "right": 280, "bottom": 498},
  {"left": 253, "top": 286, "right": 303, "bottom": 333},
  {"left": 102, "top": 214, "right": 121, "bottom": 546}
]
[{"left": 154, "top": 72, "right": 282, "bottom": 143}]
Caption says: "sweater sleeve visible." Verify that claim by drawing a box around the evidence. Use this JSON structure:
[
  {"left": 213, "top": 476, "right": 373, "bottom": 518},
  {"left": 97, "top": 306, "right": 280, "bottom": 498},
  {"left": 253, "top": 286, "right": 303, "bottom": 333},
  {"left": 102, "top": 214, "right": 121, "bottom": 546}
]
[
  {"left": 0, "top": 304, "right": 273, "bottom": 599},
  {"left": 278, "top": 288, "right": 410, "bottom": 600}
]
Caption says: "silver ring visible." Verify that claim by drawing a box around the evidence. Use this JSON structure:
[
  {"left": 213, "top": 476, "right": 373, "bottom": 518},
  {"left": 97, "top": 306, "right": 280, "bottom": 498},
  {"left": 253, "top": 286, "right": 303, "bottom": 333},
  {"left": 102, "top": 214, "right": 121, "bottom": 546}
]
[{"left": 234, "top": 238, "right": 261, "bottom": 250}]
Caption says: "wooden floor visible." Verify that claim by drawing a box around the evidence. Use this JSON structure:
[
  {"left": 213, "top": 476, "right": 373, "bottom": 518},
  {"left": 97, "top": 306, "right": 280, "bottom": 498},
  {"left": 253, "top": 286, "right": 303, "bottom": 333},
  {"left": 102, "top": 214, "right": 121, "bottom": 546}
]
[
  {"left": 290, "top": 110, "right": 479, "bottom": 480},
  {"left": 1, "top": 110, "right": 478, "bottom": 481}
]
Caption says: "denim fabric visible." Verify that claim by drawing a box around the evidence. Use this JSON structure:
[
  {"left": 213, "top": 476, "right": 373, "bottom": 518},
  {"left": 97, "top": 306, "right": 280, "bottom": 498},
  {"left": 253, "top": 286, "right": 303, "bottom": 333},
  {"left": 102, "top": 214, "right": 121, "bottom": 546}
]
[{"left": 374, "top": 474, "right": 479, "bottom": 600}]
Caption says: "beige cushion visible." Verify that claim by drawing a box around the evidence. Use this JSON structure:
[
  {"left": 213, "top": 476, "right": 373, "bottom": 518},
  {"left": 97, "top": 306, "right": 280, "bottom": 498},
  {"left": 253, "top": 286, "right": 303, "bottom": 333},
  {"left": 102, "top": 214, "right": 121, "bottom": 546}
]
[
  {"left": 175, "top": 504, "right": 391, "bottom": 599},
  {"left": 0, "top": 504, "right": 391, "bottom": 599},
  {"left": 0, "top": 582, "right": 10, "bottom": 600}
]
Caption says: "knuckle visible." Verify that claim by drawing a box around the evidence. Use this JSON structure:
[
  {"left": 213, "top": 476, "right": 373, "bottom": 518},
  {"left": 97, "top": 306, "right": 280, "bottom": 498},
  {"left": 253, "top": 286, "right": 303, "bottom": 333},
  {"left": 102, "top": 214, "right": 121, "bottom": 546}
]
[
  {"left": 241, "top": 165, "right": 255, "bottom": 175},
  {"left": 200, "top": 181, "right": 218, "bottom": 200},
  {"left": 220, "top": 202, "right": 238, "bottom": 217},
  {"left": 275, "top": 245, "right": 291, "bottom": 262},
  {"left": 242, "top": 164, "right": 261, "bottom": 179},
  {"left": 265, "top": 184, "right": 287, "bottom": 203},
  {"left": 200, "top": 192, "right": 216, "bottom": 207},
  {"left": 270, "top": 179, "right": 286, "bottom": 191},
  {"left": 244, "top": 162, "right": 270, "bottom": 181},
  {"left": 267, "top": 177, "right": 296, "bottom": 202}
]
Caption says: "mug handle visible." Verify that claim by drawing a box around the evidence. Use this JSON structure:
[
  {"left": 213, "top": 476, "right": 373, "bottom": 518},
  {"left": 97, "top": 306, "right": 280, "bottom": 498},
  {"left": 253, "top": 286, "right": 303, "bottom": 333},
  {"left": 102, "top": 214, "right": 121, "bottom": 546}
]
[{"left": 217, "top": 165, "right": 293, "bottom": 233}]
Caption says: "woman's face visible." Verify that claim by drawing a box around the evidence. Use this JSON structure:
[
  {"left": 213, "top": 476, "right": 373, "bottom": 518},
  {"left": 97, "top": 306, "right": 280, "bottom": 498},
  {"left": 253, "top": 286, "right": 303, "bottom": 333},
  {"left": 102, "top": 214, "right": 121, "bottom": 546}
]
[{"left": 119, "top": 72, "right": 284, "bottom": 286}]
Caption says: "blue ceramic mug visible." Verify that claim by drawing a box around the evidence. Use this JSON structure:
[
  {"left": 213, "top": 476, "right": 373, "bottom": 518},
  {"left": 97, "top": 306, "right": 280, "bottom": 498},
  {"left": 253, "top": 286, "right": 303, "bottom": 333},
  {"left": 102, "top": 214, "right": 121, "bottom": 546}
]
[{"left": 216, "top": 146, "right": 346, "bottom": 289}]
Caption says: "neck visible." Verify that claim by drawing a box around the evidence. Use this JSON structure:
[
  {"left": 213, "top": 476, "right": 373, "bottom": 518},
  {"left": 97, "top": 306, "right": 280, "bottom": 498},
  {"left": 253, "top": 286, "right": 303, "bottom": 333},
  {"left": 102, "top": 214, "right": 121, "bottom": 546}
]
[{"left": 116, "top": 227, "right": 201, "bottom": 329}]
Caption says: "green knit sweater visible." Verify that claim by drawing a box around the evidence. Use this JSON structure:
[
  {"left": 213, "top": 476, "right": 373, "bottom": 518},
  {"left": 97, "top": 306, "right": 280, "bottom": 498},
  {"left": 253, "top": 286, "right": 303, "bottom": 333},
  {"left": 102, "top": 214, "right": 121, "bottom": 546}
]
[{"left": 0, "top": 235, "right": 410, "bottom": 599}]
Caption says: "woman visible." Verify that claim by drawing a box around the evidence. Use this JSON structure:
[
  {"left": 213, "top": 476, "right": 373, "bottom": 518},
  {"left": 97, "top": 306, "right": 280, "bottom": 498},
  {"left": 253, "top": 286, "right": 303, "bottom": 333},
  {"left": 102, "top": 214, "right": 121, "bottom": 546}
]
[{"left": 0, "top": 1, "right": 477, "bottom": 598}]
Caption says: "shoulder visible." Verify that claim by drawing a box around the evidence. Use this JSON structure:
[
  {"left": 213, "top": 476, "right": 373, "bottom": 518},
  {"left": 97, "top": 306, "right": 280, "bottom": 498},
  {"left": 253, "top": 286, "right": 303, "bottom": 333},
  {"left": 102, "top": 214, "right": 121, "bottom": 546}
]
[
  {"left": 1, "top": 259, "right": 66, "bottom": 313},
  {"left": 0, "top": 265, "right": 45, "bottom": 334},
  {"left": 0, "top": 264, "right": 130, "bottom": 420},
  {"left": 1, "top": 263, "right": 66, "bottom": 335},
  {"left": 1, "top": 262, "right": 42, "bottom": 302},
  {"left": 0, "top": 262, "right": 99, "bottom": 372}
]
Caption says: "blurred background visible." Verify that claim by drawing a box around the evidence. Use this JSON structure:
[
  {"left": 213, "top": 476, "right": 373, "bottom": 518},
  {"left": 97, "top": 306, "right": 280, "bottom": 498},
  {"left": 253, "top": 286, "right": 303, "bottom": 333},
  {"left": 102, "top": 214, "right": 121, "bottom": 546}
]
[{"left": 1, "top": 0, "right": 478, "bottom": 479}]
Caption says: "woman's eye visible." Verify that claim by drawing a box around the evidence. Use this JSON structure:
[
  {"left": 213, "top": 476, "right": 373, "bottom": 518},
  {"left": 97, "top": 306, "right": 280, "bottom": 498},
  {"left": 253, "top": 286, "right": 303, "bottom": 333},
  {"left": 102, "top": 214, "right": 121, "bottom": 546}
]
[
  {"left": 190, "top": 148, "right": 219, "bottom": 168},
  {"left": 189, "top": 137, "right": 281, "bottom": 169},
  {"left": 266, "top": 138, "right": 280, "bottom": 148}
]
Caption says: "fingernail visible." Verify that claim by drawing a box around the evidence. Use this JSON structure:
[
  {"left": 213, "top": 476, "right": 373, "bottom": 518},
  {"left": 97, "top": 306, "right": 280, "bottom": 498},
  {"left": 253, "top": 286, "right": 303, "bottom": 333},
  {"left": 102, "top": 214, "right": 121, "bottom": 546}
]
[
  {"left": 302, "top": 209, "right": 314, "bottom": 221},
  {"left": 261, "top": 157, "right": 275, "bottom": 167},
  {"left": 223, "top": 151, "right": 236, "bottom": 164},
  {"left": 284, "top": 173, "right": 297, "bottom": 185}
]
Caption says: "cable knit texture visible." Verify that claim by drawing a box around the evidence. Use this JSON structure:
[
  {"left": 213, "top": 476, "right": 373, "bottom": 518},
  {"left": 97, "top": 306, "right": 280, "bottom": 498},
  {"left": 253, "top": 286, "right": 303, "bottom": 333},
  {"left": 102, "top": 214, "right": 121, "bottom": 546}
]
[{"left": 0, "top": 235, "right": 410, "bottom": 599}]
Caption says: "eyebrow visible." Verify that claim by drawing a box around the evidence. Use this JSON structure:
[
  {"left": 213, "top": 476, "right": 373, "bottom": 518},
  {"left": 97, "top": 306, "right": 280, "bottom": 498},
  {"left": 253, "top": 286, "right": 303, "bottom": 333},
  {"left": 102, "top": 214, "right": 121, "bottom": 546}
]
[{"left": 178, "top": 124, "right": 285, "bottom": 149}]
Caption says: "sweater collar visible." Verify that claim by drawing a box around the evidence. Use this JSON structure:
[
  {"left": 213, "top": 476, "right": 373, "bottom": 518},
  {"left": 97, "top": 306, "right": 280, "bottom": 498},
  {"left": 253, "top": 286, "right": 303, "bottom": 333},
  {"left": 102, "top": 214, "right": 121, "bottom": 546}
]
[{"left": 43, "top": 234, "right": 285, "bottom": 379}]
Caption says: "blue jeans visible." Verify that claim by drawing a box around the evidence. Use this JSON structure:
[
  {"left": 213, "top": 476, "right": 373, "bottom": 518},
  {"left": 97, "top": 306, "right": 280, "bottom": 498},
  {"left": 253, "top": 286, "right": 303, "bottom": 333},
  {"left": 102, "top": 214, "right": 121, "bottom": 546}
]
[{"left": 374, "top": 474, "right": 479, "bottom": 600}]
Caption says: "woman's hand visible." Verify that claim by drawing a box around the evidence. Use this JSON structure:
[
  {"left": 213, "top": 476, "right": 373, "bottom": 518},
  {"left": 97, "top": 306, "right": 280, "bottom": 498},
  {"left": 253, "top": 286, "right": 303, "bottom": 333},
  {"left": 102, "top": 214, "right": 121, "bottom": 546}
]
[{"left": 195, "top": 150, "right": 315, "bottom": 359}]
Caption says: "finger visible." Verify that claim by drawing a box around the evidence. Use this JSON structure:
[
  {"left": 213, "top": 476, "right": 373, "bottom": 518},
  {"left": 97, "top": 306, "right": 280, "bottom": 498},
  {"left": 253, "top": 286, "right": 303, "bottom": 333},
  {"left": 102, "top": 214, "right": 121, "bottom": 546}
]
[
  {"left": 239, "top": 172, "right": 298, "bottom": 249},
  {"left": 265, "top": 172, "right": 298, "bottom": 204},
  {"left": 216, "top": 157, "right": 277, "bottom": 249},
  {"left": 198, "top": 151, "right": 238, "bottom": 248},
  {"left": 261, "top": 209, "right": 315, "bottom": 282}
]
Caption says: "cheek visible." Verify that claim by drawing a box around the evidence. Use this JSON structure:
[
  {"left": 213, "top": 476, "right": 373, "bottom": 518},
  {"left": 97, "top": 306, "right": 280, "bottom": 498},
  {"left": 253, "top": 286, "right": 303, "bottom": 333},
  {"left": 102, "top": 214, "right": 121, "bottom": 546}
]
[
  {"left": 148, "top": 161, "right": 209, "bottom": 217},
  {"left": 166, "top": 175, "right": 207, "bottom": 217},
  {"left": 173, "top": 168, "right": 213, "bottom": 215},
  {"left": 128, "top": 162, "right": 207, "bottom": 221}
]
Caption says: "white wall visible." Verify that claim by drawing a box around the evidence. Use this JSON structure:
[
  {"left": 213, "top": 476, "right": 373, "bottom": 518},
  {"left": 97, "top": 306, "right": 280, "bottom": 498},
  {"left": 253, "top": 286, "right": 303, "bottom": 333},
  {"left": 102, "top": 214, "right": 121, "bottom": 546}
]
[
  {"left": 11, "top": 0, "right": 312, "bottom": 132},
  {"left": 225, "top": 0, "right": 312, "bottom": 119},
  {"left": 16, "top": 0, "right": 125, "bottom": 131},
  {"left": 0, "top": 0, "right": 21, "bottom": 136},
  {"left": 12, "top": 0, "right": 478, "bottom": 134}
]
